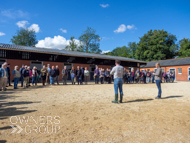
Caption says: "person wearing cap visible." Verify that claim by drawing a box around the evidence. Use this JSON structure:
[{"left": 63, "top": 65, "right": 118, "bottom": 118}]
[
  {"left": 110, "top": 60, "right": 124, "bottom": 103},
  {"left": 13, "top": 65, "right": 21, "bottom": 89},
  {"left": 0, "top": 64, "right": 8, "bottom": 91},
  {"left": 20, "top": 64, "right": 25, "bottom": 87},
  {"left": 22, "top": 65, "right": 29, "bottom": 88}
]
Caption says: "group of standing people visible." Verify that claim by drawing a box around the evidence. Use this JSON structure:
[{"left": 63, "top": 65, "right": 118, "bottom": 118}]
[
  {"left": 94, "top": 67, "right": 112, "bottom": 84},
  {"left": 123, "top": 69, "right": 156, "bottom": 84}
]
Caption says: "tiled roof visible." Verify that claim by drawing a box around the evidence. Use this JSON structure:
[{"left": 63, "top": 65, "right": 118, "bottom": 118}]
[
  {"left": 140, "top": 58, "right": 190, "bottom": 68},
  {"left": 0, "top": 43, "right": 146, "bottom": 63}
]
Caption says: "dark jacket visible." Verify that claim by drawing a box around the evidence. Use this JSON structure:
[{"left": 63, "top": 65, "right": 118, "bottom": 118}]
[
  {"left": 7, "top": 67, "right": 10, "bottom": 76},
  {"left": 22, "top": 69, "right": 29, "bottom": 77},
  {"left": 76, "top": 69, "right": 82, "bottom": 77},
  {"left": 49, "top": 69, "right": 56, "bottom": 77},
  {"left": 55, "top": 68, "right": 60, "bottom": 76},
  {"left": 20, "top": 67, "right": 25, "bottom": 77}
]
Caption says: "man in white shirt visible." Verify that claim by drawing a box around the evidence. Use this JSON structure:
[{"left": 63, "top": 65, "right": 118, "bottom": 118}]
[{"left": 110, "top": 60, "right": 124, "bottom": 103}]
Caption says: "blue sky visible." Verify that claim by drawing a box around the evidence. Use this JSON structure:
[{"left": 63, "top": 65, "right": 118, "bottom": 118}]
[{"left": 0, "top": 0, "right": 190, "bottom": 52}]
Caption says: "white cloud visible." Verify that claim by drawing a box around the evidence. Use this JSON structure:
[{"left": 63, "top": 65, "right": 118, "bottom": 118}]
[
  {"left": 36, "top": 35, "right": 81, "bottom": 50},
  {"left": 28, "top": 24, "right": 40, "bottom": 33},
  {"left": 100, "top": 4, "right": 109, "bottom": 8},
  {"left": 60, "top": 28, "right": 67, "bottom": 33},
  {"left": 114, "top": 24, "right": 127, "bottom": 33},
  {"left": 1, "top": 9, "right": 29, "bottom": 19},
  {"left": 16, "top": 21, "right": 40, "bottom": 33},
  {"left": 16, "top": 20, "right": 29, "bottom": 28},
  {"left": 114, "top": 24, "right": 137, "bottom": 33},
  {"left": 101, "top": 50, "right": 111, "bottom": 54},
  {"left": 126, "top": 24, "right": 137, "bottom": 30},
  {"left": 0, "top": 32, "right": 5, "bottom": 36}
]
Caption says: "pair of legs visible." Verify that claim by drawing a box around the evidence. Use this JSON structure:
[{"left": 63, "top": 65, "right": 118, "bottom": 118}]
[
  {"left": 71, "top": 75, "right": 75, "bottom": 85},
  {"left": 95, "top": 75, "right": 99, "bottom": 84},
  {"left": 101, "top": 77, "right": 104, "bottom": 84},
  {"left": 23, "top": 77, "right": 29, "bottom": 88},
  {"left": 155, "top": 80, "right": 162, "bottom": 98},
  {"left": 77, "top": 76, "right": 82, "bottom": 85},
  {"left": 112, "top": 78, "right": 123, "bottom": 103},
  {"left": 0, "top": 77, "right": 7, "bottom": 91},
  {"left": 32, "top": 76, "right": 37, "bottom": 86},
  {"left": 84, "top": 76, "right": 88, "bottom": 84},
  {"left": 50, "top": 76, "right": 55, "bottom": 85},
  {"left": 55, "top": 76, "right": 59, "bottom": 85},
  {"left": 14, "top": 77, "right": 19, "bottom": 89}
]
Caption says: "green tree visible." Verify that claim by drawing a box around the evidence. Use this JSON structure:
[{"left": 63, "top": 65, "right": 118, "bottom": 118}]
[
  {"left": 11, "top": 28, "right": 37, "bottom": 47},
  {"left": 65, "top": 36, "right": 78, "bottom": 51},
  {"left": 104, "top": 46, "right": 132, "bottom": 58},
  {"left": 79, "top": 27, "right": 101, "bottom": 53},
  {"left": 178, "top": 38, "right": 190, "bottom": 58},
  {"left": 128, "top": 42, "right": 137, "bottom": 58},
  {"left": 135, "top": 29, "right": 178, "bottom": 61}
]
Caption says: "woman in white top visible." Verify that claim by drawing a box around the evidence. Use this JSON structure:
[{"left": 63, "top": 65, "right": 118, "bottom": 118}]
[{"left": 84, "top": 67, "right": 89, "bottom": 84}]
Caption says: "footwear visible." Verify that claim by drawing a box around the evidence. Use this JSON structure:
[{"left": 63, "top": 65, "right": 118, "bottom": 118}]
[
  {"left": 155, "top": 97, "right": 161, "bottom": 99},
  {"left": 119, "top": 94, "right": 123, "bottom": 103},
  {"left": 112, "top": 94, "right": 118, "bottom": 103}
]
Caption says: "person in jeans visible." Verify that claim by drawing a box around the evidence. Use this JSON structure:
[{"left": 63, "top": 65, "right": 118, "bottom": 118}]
[
  {"left": 49, "top": 66, "right": 56, "bottom": 85},
  {"left": 94, "top": 66, "right": 100, "bottom": 84},
  {"left": 55, "top": 65, "right": 60, "bottom": 85},
  {"left": 19, "top": 64, "right": 25, "bottom": 87},
  {"left": 28, "top": 66, "right": 32, "bottom": 86},
  {"left": 32, "top": 66, "right": 38, "bottom": 86},
  {"left": 76, "top": 66, "right": 82, "bottom": 85},
  {"left": 151, "top": 71, "right": 155, "bottom": 83},
  {"left": 22, "top": 65, "right": 29, "bottom": 88},
  {"left": 154, "top": 63, "right": 162, "bottom": 99},
  {"left": 84, "top": 67, "right": 89, "bottom": 84},
  {"left": 146, "top": 70, "right": 151, "bottom": 83},
  {"left": 81, "top": 66, "right": 84, "bottom": 83},
  {"left": 100, "top": 69, "right": 105, "bottom": 84},
  {"left": 70, "top": 67, "right": 75, "bottom": 85},
  {"left": 0, "top": 64, "right": 8, "bottom": 91},
  {"left": 13, "top": 65, "right": 21, "bottom": 89},
  {"left": 110, "top": 60, "right": 124, "bottom": 103},
  {"left": 130, "top": 69, "right": 134, "bottom": 83}
]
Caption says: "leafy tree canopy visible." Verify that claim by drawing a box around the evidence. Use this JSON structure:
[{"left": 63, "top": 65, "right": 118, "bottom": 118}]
[
  {"left": 79, "top": 27, "right": 101, "bottom": 54},
  {"left": 178, "top": 38, "right": 190, "bottom": 58},
  {"left": 135, "top": 29, "right": 178, "bottom": 61},
  {"left": 11, "top": 28, "right": 37, "bottom": 47}
]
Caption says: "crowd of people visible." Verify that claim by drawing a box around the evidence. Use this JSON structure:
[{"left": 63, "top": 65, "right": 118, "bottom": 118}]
[{"left": 0, "top": 61, "right": 175, "bottom": 91}]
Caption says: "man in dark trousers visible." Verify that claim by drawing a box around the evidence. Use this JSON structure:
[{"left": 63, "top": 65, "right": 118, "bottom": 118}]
[
  {"left": 80, "top": 66, "right": 84, "bottom": 83},
  {"left": 6, "top": 63, "right": 12, "bottom": 86},
  {"left": 55, "top": 65, "right": 60, "bottom": 85},
  {"left": 110, "top": 60, "right": 124, "bottom": 103},
  {"left": 20, "top": 64, "right": 25, "bottom": 87},
  {"left": 76, "top": 66, "right": 82, "bottom": 85}
]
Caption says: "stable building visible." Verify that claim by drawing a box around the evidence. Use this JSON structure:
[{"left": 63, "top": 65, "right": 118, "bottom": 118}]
[
  {"left": 140, "top": 58, "right": 190, "bottom": 81},
  {"left": 0, "top": 43, "right": 146, "bottom": 81}
]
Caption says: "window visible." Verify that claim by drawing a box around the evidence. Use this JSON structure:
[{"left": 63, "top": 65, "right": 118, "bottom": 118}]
[
  {"left": 22, "top": 52, "right": 30, "bottom": 59},
  {"left": 162, "top": 68, "right": 164, "bottom": 73},
  {"left": 178, "top": 68, "right": 182, "bottom": 74},
  {"left": 0, "top": 50, "right": 6, "bottom": 58}
]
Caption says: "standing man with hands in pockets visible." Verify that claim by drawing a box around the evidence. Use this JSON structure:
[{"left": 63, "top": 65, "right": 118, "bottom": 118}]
[{"left": 110, "top": 60, "right": 124, "bottom": 103}]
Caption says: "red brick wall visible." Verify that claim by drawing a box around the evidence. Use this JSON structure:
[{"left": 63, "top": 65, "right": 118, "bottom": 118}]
[{"left": 142, "top": 65, "right": 190, "bottom": 81}]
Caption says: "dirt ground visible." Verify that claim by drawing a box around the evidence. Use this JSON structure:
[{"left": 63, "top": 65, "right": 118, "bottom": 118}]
[{"left": 0, "top": 81, "right": 190, "bottom": 143}]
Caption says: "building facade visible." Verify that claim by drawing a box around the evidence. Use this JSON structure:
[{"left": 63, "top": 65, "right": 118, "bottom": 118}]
[
  {"left": 140, "top": 58, "right": 190, "bottom": 81},
  {"left": 0, "top": 43, "right": 146, "bottom": 81}
]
